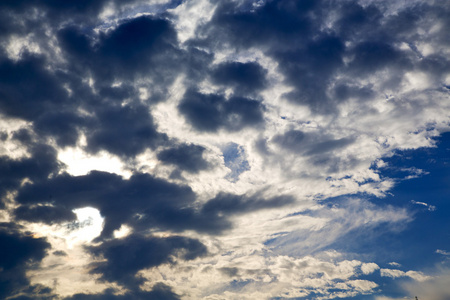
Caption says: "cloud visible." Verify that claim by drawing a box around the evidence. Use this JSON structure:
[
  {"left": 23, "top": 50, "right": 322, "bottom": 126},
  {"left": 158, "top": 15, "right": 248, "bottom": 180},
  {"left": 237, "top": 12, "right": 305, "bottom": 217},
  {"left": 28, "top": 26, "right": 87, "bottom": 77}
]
[
  {"left": 263, "top": 197, "right": 411, "bottom": 256},
  {"left": 141, "top": 250, "right": 380, "bottom": 299},
  {"left": 88, "top": 234, "right": 207, "bottom": 288},
  {"left": 0, "top": 55, "right": 69, "bottom": 121},
  {"left": 14, "top": 169, "right": 296, "bottom": 242},
  {"left": 0, "top": 142, "right": 60, "bottom": 208},
  {"left": 178, "top": 89, "right": 265, "bottom": 132},
  {"left": 13, "top": 205, "right": 77, "bottom": 225},
  {"left": 157, "top": 143, "right": 210, "bottom": 173},
  {"left": 0, "top": 0, "right": 449, "bottom": 298},
  {"left": 403, "top": 271, "right": 450, "bottom": 300},
  {"left": 436, "top": 250, "right": 450, "bottom": 256},
  {"left": 202, "top": 192, "right": 294, "bottom": 216},
  {"left": 271, "top": 129, "right": 355, "bottom": 156},
  {"left": 361, "top": 262, "right": 380, "bottom": 275},
  {"left": 94, "top": 16, "right": 181, "bottom": 80},
  {"left": 210, "top": 61, "right": 268, "bottom": 95},
  {"left": 64, "top": 283, "right": 180, "bottom": 300},
  {"left": 380, "top": 268, "right": 431, "bottom": 282},
  {"left": 85, "top": 103, "right": 166, "bottom": 157},
  {"left": 0, "top": 223, "right": 51, "bottom": 299},
  {"left": 14, "top": 171, "right": 228, "bottom": 237},
  {"left": 411, "top": 200, "right": 436, "bottom": 211}
]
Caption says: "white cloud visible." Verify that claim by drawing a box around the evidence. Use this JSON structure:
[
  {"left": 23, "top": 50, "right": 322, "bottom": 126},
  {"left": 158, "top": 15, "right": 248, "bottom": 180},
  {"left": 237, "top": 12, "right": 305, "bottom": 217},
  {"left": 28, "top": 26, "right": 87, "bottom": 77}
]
[
  {"left": 361, "top": 262, "right": 380, "bottom": 275},
  {"left": 58, "top": 145, "right": 132, "bottom": 178},
  {"left": 380, "top": 268, "right": 405, "bottom": 278},
  {"left": 170, "top": 0, "right": 216, "bottom": 43},
  {"left": 436, "top": 249, "right": 450, "bottom": 256},
  {"left": 380, "top": 268, "right": 431, "bottom": 282},
  {"left": 140, "top": 251, "right": 379, "bottom": 299},
  {"left": 264, "top": 198, "right": 410, "bottom": 257},
  {"left": 388, "top": 262, "right": 402, "bottom": 267},
  {"left": 404, "top": 271, "right": 450, "bottom": 300},
  {"left": 5, "top": 34, "right": 42, "bottom": 61},
  {"left": 411, "top": 200, "right": 436, "bottom": 211}
]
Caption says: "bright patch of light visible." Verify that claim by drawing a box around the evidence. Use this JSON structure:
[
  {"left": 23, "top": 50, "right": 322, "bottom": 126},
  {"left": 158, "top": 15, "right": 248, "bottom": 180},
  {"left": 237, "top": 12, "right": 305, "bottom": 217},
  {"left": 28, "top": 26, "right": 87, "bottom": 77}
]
[
  {"left": 64, "top": 207, "right": 104, "bottom": 247},
  {"left": 58, "top": 146, "right": 131, "bottom": 178},
  {"left": 139, "top": 87, "right": 149, "bottom": 100},
  {"left": 6, "top": 34, "right": 41, "bottom": 60},
  {"left": 113, "top": 224, "right": 132, "bottom": 239}
]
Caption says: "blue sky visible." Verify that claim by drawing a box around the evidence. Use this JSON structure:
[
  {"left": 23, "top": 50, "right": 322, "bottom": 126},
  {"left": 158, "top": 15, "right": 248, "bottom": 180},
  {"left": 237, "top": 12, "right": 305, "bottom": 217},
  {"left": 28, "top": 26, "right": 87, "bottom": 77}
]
[{"left": 0, "top": 0, "right": 449, "bottom": 299}]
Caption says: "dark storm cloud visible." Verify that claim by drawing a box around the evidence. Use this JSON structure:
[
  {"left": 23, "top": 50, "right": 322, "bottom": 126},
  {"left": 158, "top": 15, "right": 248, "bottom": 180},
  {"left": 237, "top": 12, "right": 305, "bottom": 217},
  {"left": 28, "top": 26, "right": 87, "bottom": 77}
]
[
  {"left": 34, "top": 112, "right": 87, "bottom": 148},
  {"left": 0, "top": 5, "right": 211, "bottom": 158},
  {"left": 157, "top": 143, "right": 210, "bottom": 173},
  {"left": 86, "top": 103, "right": 166, "bottom": 157},
  {"left": 202, "top": 192, "right": 294, "bottom": 215},
  {"left": 197, "top": 0, "right": 316, "bottom": 50},
  {"left": 15, "top": 171, "right": 229, "bottom": 237},
  {"left": 347, "top": 41, "right": 410, "bottom": 76},
  {"left": 332, "top": 82, "right": 374, "bottom": 102},
  {"left": 183, "top": 46, "right": 215, "bottom": 85},
  {"left": 65, "top": 283, "right": 179, "bottom": 300},
  {"left": 195, "top": 0, "right": 450, "bottom": 113},
  {"left": 0, "top": 223, "right": 51, "bottom": 299},
  {"left": 195, "top": 0, "right": 345, "bottom": 112},
  {"left": 0, "top": 142, "right": 60, "bottom": 208},
  {"left": 273, "top": 35, "right": 345, "bottom": 111},
  {"left": 272, "top": 129, "right": 355, "bottom": 155},
  {"left": 14, "top": 169, "right": 294, "bottom": 238},
  {"left": 48, "top": 15, "right": 212, "bottom": 156},
  {"left": 13, "top": 205, "right": 77, "bottom": 225},
  {"left": 57, "top": 15, "right": 183, "bottom": 86},
  {"left": 0, "top": 0, "right": 107, "bottom": 13},
  {"left": 178, "top": 89, "right": 264, "bottom": 132},
  {"left": 0, "top": 0, "right": 137, "bottom": 30},
  {"left": 1, "top": 15, "right": 182, "bottom": 155},
  {"left": 95, "top": 16, "right": 181, "bottom": 81},
  {"left": 210, "top": 61, "right": 268, "bottom": 94},
  {"left": 88, "top": 234, "right": 207, "bottom": 288},
  {"left": 0, "top": 0, "right": 107, "bottom": 42},
  {"left": 0, "top": 54, "right": 92, "bottom": 148},
  {"left": 332, "top": 2, "right": 383, "bottom": 41},
  {"left": 0, "top": 55, "right": 69, "bottom": 121},
  {"left": 57, "top": 13, "right": 214, "bottom": 91}
]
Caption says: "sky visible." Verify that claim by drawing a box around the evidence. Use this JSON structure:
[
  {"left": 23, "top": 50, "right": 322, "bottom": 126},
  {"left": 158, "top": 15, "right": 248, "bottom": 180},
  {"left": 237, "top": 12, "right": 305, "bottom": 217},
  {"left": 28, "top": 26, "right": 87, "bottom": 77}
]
[{"left": 0, "top": 0, "right": 449, "bottom": 299}]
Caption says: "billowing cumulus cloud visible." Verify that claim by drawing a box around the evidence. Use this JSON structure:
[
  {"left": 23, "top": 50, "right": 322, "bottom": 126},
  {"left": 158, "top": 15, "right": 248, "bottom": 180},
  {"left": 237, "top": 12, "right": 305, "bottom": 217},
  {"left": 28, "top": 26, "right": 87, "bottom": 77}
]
[
  {"left": 210, "top": 61, "right": 268, "bottom": 95},
  {"left": 178, "top": 89, "right": 265, "bottom": 132},
  {"left": 157, "top": 143, "right": 210, "bottom": 173},
  {"left": 0, "top": 0, "right": 449, "bottom": 299}
]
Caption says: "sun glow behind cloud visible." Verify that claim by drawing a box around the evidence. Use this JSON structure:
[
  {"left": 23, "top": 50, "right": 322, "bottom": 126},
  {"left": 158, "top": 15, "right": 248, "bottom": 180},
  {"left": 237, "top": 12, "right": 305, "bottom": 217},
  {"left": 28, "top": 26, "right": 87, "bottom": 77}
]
[
  {"left": 69, "top": 207, "right": 104, "bottom": 245},
  {"left": 26, "top": 207, "right": 104, "bottom": 249},
  {"left": 58, "top": 145, "right": 132, "bottom": 178},
  {"left": 24, "top": 207, "right": 108, "bottom": 296}
]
